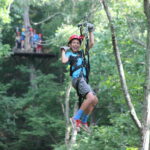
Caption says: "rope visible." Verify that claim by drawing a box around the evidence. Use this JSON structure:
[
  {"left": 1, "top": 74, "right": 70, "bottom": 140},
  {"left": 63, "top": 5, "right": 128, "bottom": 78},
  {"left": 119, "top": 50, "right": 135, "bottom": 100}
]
[
  {"left": 77, "top": 20, "right": 91, "bottom": 107},
  {"left": 24, "top": 10, "right": 95, "bottom": 47}
]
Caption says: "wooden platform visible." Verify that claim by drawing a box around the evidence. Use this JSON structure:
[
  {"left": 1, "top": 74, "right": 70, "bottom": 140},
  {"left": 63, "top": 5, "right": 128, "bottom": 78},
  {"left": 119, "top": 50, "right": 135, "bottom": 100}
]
[{"left": 11, "top": 51, "right": 56, "bottom": 58}]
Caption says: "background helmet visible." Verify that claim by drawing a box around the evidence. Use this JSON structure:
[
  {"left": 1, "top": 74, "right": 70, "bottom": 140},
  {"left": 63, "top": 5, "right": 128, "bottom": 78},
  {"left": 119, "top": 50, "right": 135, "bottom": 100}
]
[
  {"left": 22, "top": 28, "right": 26, "bottom": 32},
  {"left": 29, "top": 28, "right": 33, "bottom": 32}
]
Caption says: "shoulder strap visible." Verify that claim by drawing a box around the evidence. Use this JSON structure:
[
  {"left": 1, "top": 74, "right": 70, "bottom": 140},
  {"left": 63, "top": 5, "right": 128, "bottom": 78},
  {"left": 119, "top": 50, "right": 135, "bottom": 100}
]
[{"left": 69, "top": 51, "right": 84, "bottom": 76}]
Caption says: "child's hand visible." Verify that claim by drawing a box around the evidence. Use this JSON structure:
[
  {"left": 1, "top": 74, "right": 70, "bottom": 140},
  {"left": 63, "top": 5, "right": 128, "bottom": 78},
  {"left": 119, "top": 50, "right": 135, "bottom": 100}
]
[
  {"left": 60, "top": 46, "right": 70, "bottom": 52},
  {"left": 87, "top": 23, "right": 94, "bottom": 32}
]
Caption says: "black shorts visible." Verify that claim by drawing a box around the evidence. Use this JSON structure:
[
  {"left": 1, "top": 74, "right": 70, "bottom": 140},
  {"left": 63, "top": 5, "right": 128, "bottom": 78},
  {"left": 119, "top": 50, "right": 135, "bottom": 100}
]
[{"left": 72, "top": 77, "right": 96, "bottom": 98}]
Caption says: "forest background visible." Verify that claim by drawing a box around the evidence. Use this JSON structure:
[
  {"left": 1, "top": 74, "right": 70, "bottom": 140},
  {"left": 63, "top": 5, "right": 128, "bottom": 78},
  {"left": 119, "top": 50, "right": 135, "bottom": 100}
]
[{"left": 0, "top": 0, "right": 147, "bottom": 150}]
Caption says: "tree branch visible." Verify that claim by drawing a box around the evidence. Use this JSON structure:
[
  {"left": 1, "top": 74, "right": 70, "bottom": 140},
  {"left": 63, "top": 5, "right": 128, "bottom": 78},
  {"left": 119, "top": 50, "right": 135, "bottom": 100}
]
[
  {"left": 31, "top": 12, "right": 64, "bottom": 25},
  {"left": 132, "top": 38, "right": 146, "bottom": 48},
  {"left": 65, "top": 83, "right": 72, "bottom": 124},
  {"left": 100, "top": 0, "right": 142, "bottom": 130},
  {"left": 126, "top": 17, "right": 146, "bottom": 48},
  {"left": 142, "top": 0, "right": 150, "bottom": 149},
  {"left": 65, "top": 83, "right": 72, "bottom": 147},
  {"left": 144, "top": 0, "right": 150, "bottom": 18},
  {"left": 7, "top": 0, "right": 14, "bottom": 13},
  {"left": 69, "top": 102, "right": 78, "bottom": 149}
]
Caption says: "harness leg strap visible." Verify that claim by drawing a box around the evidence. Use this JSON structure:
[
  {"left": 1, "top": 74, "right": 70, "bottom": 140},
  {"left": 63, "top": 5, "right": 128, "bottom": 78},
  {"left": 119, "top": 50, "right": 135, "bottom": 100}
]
[{"left": 76, "top": 78, "right": 84, "bottom": 108}]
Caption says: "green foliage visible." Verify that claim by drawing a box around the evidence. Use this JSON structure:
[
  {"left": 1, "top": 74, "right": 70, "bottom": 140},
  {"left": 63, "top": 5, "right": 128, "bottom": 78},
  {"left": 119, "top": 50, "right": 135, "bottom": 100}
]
[
  {"left": 0, "top": 0, "right": 13, "bottom": 23},
  {"left": 72, "top": 113, "right": 139, "bottom": 150},
  {"left": 51, "top": 24, "right": 79, "bottom": 47},
  {"left": 126, "top": 148, "right": 138, "bottom": 150},
  {"left": 0, "top": 0, "right": 12, "bottom": 58},
  {"left": 0, "top": 44, "right": 11, "bottom": 57},
  {"left": 0, "top": 0, "right": 147, "bottom": 149},
  {"left": 15, "top": 73, "right": 65, "bottom": 150},
  {"left": 0, "top": 65, "right": 65, "bottom": 150}
]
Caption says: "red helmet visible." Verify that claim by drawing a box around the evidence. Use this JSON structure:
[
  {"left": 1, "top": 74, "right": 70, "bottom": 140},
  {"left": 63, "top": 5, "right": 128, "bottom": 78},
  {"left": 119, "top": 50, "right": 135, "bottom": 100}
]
[{"left": 68, "top": 35, "right": 84, "bottom": 44}]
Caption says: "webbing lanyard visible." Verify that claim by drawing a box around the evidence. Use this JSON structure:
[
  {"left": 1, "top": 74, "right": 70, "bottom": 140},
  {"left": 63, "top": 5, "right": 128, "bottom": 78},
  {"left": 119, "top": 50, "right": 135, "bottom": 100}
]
[{"left": 78, "top": 22, "right": 90, "bottom": 83}]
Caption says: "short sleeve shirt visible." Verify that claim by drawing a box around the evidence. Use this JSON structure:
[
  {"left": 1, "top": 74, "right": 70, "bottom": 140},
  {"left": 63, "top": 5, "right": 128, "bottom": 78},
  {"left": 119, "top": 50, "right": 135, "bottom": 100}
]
[
  {"left": 33, "top": 34, "right": 39, "bottom": 42},
  {"left": 65, "top": 50, "right": 86, "bottom": 79}
]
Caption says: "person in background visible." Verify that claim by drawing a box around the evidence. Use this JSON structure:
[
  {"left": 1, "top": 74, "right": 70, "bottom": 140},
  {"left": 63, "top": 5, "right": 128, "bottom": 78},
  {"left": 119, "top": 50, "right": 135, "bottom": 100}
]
[
  {"left": 15, "top": 32, "right": 21, "bottom": 49},
  {"left": 36, "top": 33, "right": 43, "bottom": 53},
  {"left": 21, "top": 27, "right": 26, "bottom": 50},
  {"left": 29, "top": 27, "right": 34, "bottom": 49},
  {"left": 32, "top": 29, "right": 39, "bottom": 52}
]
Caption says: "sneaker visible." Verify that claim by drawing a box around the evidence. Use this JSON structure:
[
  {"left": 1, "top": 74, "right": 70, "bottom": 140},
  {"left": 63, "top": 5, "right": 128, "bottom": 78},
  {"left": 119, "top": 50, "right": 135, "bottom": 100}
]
[
  {"left": 81, "top": 122, "right": 91, "bottom": 133},
  {"left": 70, "top": 118, "right": 81, "bottom": 132}
]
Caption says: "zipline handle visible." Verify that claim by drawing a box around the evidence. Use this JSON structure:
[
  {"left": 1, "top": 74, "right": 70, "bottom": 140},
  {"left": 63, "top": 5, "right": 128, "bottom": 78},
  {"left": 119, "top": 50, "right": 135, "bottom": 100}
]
[
  {"left": 78, "top": 23, "right": 83, "bottom": 36},
  {"left": 78, "top": 21, "right": 89, "bottom": 38}
]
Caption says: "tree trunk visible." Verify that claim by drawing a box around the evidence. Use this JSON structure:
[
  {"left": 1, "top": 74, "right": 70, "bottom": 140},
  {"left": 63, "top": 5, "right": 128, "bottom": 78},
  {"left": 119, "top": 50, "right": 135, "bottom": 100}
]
[
  {"left": 69, "top": 102, "right": 78, "bottom": 150},
  {"left": 141, "top": 25, "right": 150, "bottom": 150},
  {"left": 101, "top": 0, "right": 150, "bottom": 149},
  {"left": 142, "top": 1, "right": 150, "bottom": 149},
  {"left": 23, "top": 0, "right": 31, "bottom": 51},
  {"left": 100, "top": 0, "right": 142, "bottom": 130},
  {"left": 29, "top": 64, "right": 37, "bottom": 89},
  {"left": 64, "top": 83, "right": 79, "bottom": 150},
  {"left": 65, "top": 83, "right": 72, "bottom": 149}
]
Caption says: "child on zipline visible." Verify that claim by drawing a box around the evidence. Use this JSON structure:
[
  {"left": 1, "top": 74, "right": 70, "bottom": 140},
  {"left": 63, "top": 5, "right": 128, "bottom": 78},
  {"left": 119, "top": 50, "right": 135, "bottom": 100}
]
[{"left": 61, "top": 23, "right": 98, "bottom": 132}]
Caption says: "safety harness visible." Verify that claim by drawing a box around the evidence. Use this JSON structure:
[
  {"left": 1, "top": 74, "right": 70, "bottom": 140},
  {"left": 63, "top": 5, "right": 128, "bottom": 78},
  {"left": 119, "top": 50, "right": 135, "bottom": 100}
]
[
  {"left": 69, "top": 51, "right": 85, "bottom": 76},
  {"left": 69, "top": 23, "right": 91, "bottom": 107}
]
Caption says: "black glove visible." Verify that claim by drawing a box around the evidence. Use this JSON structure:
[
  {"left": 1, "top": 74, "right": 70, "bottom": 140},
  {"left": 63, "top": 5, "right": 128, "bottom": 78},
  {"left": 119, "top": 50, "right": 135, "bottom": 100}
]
[
  {"left": 87, "top": 23, "right": 94, "bottom": 32},
  {"left": 60, "top": 46, "right": 69, "bottom": 52}
]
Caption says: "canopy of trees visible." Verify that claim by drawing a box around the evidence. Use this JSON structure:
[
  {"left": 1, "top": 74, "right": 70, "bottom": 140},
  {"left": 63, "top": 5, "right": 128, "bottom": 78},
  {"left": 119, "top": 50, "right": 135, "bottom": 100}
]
[{"left": 0, "top": 0, "right": 148, "bottom": 150}]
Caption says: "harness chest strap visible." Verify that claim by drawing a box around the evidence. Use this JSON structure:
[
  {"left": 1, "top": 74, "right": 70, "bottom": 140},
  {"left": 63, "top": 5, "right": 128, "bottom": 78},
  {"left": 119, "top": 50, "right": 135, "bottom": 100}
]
[
  {"left": 71, "top": 64, "right": 85, "bottom": 73},
  {"left": 69, "top": 51, "right": 85, "bottom": 75}
]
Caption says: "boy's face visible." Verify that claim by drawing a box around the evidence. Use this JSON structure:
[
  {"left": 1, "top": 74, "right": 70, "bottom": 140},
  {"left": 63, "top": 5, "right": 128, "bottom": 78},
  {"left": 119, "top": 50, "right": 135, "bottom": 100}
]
[{"left": 69, "top": 39, "right": 81, "bottom": 52}]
